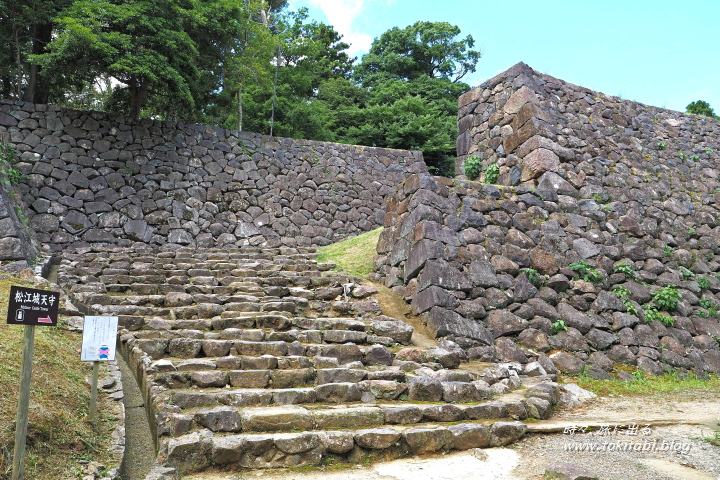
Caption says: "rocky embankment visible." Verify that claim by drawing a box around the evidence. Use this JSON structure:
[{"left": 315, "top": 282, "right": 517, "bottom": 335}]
[{"left": 376, "top": 62, "right": 720, "bottom": 378}]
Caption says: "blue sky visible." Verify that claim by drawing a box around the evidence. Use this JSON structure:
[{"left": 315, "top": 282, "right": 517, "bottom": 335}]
[{"left": 288, "top": 0, "right": 719, "bottom": 113}]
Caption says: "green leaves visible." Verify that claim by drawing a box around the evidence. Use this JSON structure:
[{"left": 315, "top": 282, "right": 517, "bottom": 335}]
[
  {"left": 686, "top": 100, "right": 719, "bottom": 119},
  {"left": 652, "top": 286, "right": 681, "bottom": 312},
  {"left": 355, "top": 21, "right": 481, "bottom": 85}
]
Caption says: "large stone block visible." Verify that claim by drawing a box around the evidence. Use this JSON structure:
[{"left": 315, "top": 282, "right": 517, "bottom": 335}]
[
  {"left": 417, "top": 259, "right": 472, "bottom": 292},
  {"left": 426, "top": 307, "right": 493, "bottom": 344},
  {"left": 521, "top": 148, "right": 560, "bottom": 181},
  {"left": 503, "top": 85, "right": 539, "bottom": 114}
]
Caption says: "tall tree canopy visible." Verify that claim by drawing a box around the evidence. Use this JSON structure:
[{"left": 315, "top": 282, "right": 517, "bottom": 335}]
[
  {"left": 340, "top": 21, "right": 480, "bottom": 175},
  {"left": 33, "top": 0, "right": 285, "bottom": 121},
  {"left": 0, "top": 0, "right": 73, "bottom": 103},
  {"left": 355, "top": 21, "right": 480, "bottom": 85},
  {"left": 4, "top": 9, "right": 480, "bottom": 173}
]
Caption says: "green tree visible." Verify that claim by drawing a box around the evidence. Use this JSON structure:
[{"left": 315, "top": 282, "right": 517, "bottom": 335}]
[
  {"left": 686, "top": 100, "right": 718, "bottom": 119},
  {"left": 343, "top": 21, "right": 481, "bottom": 175},
  {"left": 229, "top": 11, "right": 355, "bottom": 138},
  {"left": 33, "top": 0, "right": 282, "bottom": 121},
  {"left": 0, "top": 0, "right": 72, "bottom": 103},
  {"left": 33, "top": 0, "right": 202, "bottom": 119},
  {"left": 355, "top": 21, "right": 481, "bottom": 85}
]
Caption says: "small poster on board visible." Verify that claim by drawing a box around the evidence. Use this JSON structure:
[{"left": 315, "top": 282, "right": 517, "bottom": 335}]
[{"left": 81, "top": 316, "right": 119, "bottom": 362}]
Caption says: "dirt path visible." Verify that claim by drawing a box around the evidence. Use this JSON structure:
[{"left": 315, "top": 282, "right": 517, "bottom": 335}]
[{"left": 512, "top": 394, "right": 720, "bottom": 480}]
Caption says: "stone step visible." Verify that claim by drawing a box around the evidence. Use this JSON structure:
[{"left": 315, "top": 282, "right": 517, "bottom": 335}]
[
  {"left": 157, "top": 396, "right": 539, "bottom": 438},
  {"left": 161, "top": 420, "right": 529, "bottom": 474},
  {"left": 154, "top": 372, "right": 500, "bottom": 402}
]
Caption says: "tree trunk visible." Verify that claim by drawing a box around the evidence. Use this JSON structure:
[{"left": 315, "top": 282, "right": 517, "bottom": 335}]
[
  {"left": 27, "top": 23, "right": 52, "bottom": 104},
  {"left": 14, "top": 28, "right": 23, "bottom": 99},
  {"left": 237, "top": 86, "right": 243, "bottom": 132},
  {"left": 128, "top": 78, "right": 148, "bottom": 121}
]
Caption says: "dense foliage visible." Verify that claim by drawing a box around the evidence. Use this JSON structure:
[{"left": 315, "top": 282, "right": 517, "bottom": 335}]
[
  {"left": 686, "top": 100, "right": 719, "bottom": 119},
  {"left": 2, "top": 2, "right": 480, "bottom": 174}
]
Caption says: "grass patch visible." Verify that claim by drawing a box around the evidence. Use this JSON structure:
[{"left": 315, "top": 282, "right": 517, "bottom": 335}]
[
  {"left": 570, "top": 371, "right": 720, "bottom": 398},
  {"left": 0, "top": 274, "right": 119, "bottom": 479},
  {"left": 317, "top": 227, "right": 382, "bottom": 279},
  {"left": 705, "top": 430, "right": 720, "bottom": 447}
]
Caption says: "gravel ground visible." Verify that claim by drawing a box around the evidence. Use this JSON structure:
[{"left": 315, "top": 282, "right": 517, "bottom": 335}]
[{"left": 511, "top": 424, "right": 720, "bottom": 479}]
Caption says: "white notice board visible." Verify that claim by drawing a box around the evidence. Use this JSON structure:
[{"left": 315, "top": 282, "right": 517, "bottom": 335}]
[{"left": 81, "top": 316, "right": 119, "bottom": 361}]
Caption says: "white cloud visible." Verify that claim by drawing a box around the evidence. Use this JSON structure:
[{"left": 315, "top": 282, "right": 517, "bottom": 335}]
[{"left": 306, "top": 0, "right": 382, "bottom": 57}]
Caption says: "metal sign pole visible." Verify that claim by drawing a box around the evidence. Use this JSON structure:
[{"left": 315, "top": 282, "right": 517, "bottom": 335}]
[
  {"left": 89, "top": 361, "right": 100, "bottom": 425},
  {"left": 11, "top": 324, "right": 35, "bottom": 480}
]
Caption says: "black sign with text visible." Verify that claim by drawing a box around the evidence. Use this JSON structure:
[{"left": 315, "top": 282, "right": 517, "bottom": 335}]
[{"left": 7, "top": 286, "right": 60, "bottom": 326}]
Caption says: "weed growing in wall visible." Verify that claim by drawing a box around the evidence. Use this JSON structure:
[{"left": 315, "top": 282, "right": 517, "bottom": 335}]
[
  {"left": 568, "top": 260, "right": 604, "bottom": 284},
  {"left": 464, "top": 156, "right": 482, "bottom": 180},
  {"left": 644, "top": 305, "right": 675, "bottom": 327},
  {"left": 551, "top": 320, "right": 568, "bottom": 334},
  {"left": 0, "top": 142, "right": 27, "bottom": 186},
  {"left": 613, "top": 261, "right": 636, "bottom": 279},
  {"left": 484, "top": 163, "right": 500, "bottom": 184},
  {"left": 653, "top": 285, "right": 682, "bottom": 312}
]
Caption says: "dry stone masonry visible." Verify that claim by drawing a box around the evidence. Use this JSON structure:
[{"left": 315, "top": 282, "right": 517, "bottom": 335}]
[
  {"left": 58, "top": 245, "right": 564, "bottom": 477},
  {"left": 0, "top": 99, "right": 425, "bottom": 254},
  {"left": 376, "top": 62, "right": 720, "bottom": 379},
  {"left": 5, "top": 61, "right": 720, "bottom": 478}
]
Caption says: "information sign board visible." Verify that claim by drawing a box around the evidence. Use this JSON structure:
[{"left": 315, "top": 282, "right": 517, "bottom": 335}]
[
  {"left": 7, "top": 286, "right": 60, "bottom": 326},
  {"left": 81, "top": 316, "right": 119, "bottom": 361}
]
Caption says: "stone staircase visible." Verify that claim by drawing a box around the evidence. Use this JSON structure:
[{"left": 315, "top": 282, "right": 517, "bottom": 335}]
[{"left": 58, "top": 246, "right": 563, "bottom": 477}]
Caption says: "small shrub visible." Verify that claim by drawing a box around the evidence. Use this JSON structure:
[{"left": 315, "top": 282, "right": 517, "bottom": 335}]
[
  {"left": 624, "top": 300, "right": 640, "bottom": 316},
  {"left": 0, "top": 141, "right": 27, "bottom": 185},
  {"left": 644, "top": 305, "right": 675, "bottom": 327},
  {"left": 679, "top": 267, "right": 694, "bottom": 280},
  {"left": 679, "top": 152, "right": 687, "bottom": 160},
  {"left": 705, "top": 147, "right": 714, "bottom": 155},
  {"left": 552, "top": 319, "right": 568, "bottom": 334},
  {"left": 464, "top": 155, "right": 482, "bottom": 180},
  {"left": 663, "top": 245, "right": 674, "bottom": 257},
  {"left": 658, "top": 142, "right": 667, "bottom": 150},
  {"left": 612, "top": 285, "right": 632, "bottom": 298},
  {"left": 699, "top": 299, "right": 720, "bottom": 318},
  {"left": 614, "top": 261, "right": 636, "bottom": 279},
  {"left": 569, "top": 260, "right": 604, "bottom": 283},
  {"left": 523, "top": 268, "right": 539, "bottom": 285},
  {"left": 484, "top": 163, "right": 500, "bottom": 184},
  {"left": 652, "top": 285, "right": 682, "bottom": 312},
  {"left": 691, "top": 155, "right": 700, "bottom": 162},
  {"left": 697, "top": 277, "right": 711, "bottom": 291}
]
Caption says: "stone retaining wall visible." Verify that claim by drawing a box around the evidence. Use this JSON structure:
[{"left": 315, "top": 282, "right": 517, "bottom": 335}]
[
  {"left": 0, "top": 100, "right": 426, "bottom": 254},
  {"left": 375, "top": 63, "right": 720, "bottom": 377},
  {"left": 0, "top": 131, "right": 38, "bottom": 261}
]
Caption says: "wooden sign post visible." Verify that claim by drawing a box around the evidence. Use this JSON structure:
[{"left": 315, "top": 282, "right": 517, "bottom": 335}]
[{"left": 7, "top": 286, "right": 60, "bottom": 480}]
